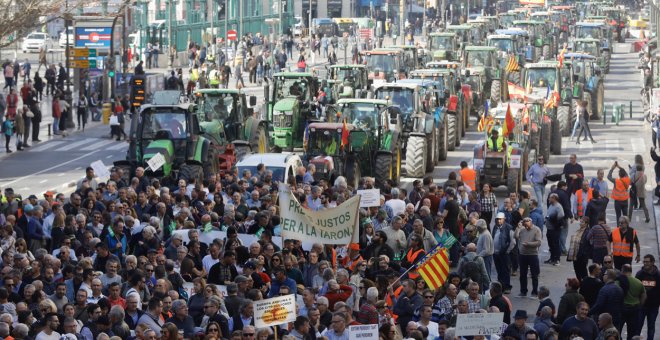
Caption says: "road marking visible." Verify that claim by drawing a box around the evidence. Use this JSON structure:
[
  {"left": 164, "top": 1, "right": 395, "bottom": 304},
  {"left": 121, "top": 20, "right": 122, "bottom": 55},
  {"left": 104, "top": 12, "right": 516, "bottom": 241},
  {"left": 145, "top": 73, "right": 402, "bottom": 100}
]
[
  {"left": 106, "top": 155, "right": 112, "bottom": 159},
  {"left": 57, "top": 173, "right": 65, "bottom": 176},
  {"left": 81, "top": 139, "right": 115, "bottom": 151},
  {"left": 106, "top": 142, "right": 128, "bottom": 150},
  {"left": 59, "top": 139, "right": 94, "bottom": 151},
  {"left": 631, "top": 137, "right": 645, "bottom": 153},
  {"left": 30, "top": 141, "right": 66, "bottom": 152},
  {"left": 606, "top": 139, "right": 619, "bottom": 152},
  {"left": 39, "top": 179, "right": 48, "bottom": 184},
  {"left": 19, "top": 187, "right": 29, "bottom": 191},
  {"left": 0, "top": 152, "right": 104, "bottom": 187}
]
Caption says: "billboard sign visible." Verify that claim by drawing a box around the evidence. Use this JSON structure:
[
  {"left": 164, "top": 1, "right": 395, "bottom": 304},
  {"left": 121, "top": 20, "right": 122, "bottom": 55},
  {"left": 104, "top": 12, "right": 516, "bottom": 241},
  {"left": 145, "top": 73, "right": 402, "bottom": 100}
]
[{"left": 75, "top": 27, "right": 112, "bottom": 48}]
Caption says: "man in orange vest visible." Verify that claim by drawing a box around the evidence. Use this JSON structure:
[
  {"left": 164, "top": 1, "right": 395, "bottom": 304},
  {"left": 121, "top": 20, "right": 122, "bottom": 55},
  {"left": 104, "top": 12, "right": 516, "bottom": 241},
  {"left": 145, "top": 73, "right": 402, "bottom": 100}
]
[
  {"left": 402, "top": 235, "right": 426, "bottom": 280},
  {"left": 459, "top": 161, "right": 477, "bottom": 191},
  {"left": 571, "top": 182, "right": 593, "bottom": 219},
  {"left": 609, "top": 216, "right": 641, "bottom": 270},
  {"left": 608, "top": 161, "right": 631, "bottom": 222}
]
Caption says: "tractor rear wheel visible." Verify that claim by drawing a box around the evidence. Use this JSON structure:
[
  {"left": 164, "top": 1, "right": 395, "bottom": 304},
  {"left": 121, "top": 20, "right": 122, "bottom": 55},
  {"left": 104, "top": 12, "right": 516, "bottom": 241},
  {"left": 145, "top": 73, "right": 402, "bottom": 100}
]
[
  {"left": 455, "top": 104, "right": 463, "bottom": 147},
  {"left": 490, "top": 80, "right": 501, "bottom": 105},
  {"left": 551, "top": 117, "right": 563, "bottom": 155},
  {"left": 462, "top": 100, "right": 469, "bottom": 136},
  {"left": 543, "top": 45, "right": 551, "bottom": 60},
  {"left": 506, "top": 168, "right": 521, "bottom": 194},
  {"left": 592, "top": 82, "right": 604, "bottom": 120},
  {"left": 426, "top": 127, "right": 437, "bottom": 173},
  {"left": 438, "top": 119, "right": 448, "bottom": 161},
  {"left": 374, "top": 153, "right": 393, "bottom": 188},
  {"left": 234, "top": 144, "right": 252, "bottom": 161},
  {"left": 508, "top": 71, "right": 521, "bottom": 85},
  {"left": 447, "top": 114, "right": 457, "bottom": 151},
  {"left": 557, "top": 105, "right": 573, "bottom": 137},
  {"left": 603, "top": 51, "right": 611, "bottom": 73},
  {"left": 540, "top": 119, "right": 552, "bottom": 161},
  {"left": 405, "top": 135, "right": 427, "bottom": 178},
  {"left": 251, "top": 125, "right": 269, "bottom": 153},
  {"left": 534, "top": 46, "right": 542, "bottom": 62},
  {"left": 179, "top": 163, "right": 204, "bottom": 183}
]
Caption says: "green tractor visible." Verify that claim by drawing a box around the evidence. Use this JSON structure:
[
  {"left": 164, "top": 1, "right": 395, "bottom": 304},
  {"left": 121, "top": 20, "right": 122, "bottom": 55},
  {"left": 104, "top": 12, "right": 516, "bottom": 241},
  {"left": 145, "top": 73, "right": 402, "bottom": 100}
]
[
  {"left": 565, "top": 52, "right": 606, "bottom": 120},
  {"left": 302, "top": 122, "right": 366, "bottom": 189},
  {"left": 462, "top": 46, "right": 506, "bottom": 106},
  {"left": 374, "top": 82, "right": 446, "bottom": 177},
  {"left": 114, "top": 101, "right": 215, "bottom": 184},
  {"left": 265, "top": 72, "right": 320, "bottom": 151},
  {"left": 512, "top": 20, "right": 555, "bottom": 61},
  {"left": 487, "top": 33, "right": 528, "bottom": 84},
  {"left": 322, "top": 99, "right": 403, "bottom": 186},
  {"left": 427, "top": 32, "right": 460, "bottom": 61},
  {"left": 597, "top": 6, "right": 626, "bottom": 43},
  {"left": 521, "top": 61, "right": 578, "bottom": 138},
  {"left": 445, "top": 24, "right": 474, "bottom": 48},
  {"left": 410, "top": 66, "right": 470, "bottom": 150},
  {"left": 497, "top": 12, "right": 519, "bottom": 28},
  {"left": 573, "top": 22, "right": 612, "bottom": 70},
  {"left": 192, "top": 88, "right": 270, "bottom": 160},
  {"left": 325, "top": 64, "right": 371, "bottom": 103},
  {"left": 571, "top": 38, "right": 610, "bottom": 73}
]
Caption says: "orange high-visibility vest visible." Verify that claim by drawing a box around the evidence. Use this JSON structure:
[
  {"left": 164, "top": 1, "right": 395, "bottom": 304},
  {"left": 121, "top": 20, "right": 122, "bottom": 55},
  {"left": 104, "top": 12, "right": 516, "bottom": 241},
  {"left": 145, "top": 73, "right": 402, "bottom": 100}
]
[
  {"left": 612, "top": 227, "right": 636, "bottom": 258},
  {"left": 460, "top": 168, "right": 477, "bottom": 191},
  {"left": 611, "top": 177, "right": 631, "bottom": 201},
  {"left": 386, "top": 285, "right": 403, "bottom": 322},
  {"left": 576, "top": 189, "right": 593, "bottom": 217},
  {"left": 406, "top": 248, "right": 425, "bottom": 279}
]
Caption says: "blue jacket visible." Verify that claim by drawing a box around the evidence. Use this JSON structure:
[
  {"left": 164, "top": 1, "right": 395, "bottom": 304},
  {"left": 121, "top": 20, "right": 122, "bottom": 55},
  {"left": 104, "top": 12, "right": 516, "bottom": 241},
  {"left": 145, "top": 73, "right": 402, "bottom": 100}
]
[
  {"left": 590, "top": 281, "right": 623, "bottom": 325},
  {"left": 530, "top": 207, "right": 544, "bottom": 230},
  {"left": 27, "top": 216, "right": 45, "bottom": 240},
  {"left": 268, "top": 277, "right": 297, "bottom": 298}
]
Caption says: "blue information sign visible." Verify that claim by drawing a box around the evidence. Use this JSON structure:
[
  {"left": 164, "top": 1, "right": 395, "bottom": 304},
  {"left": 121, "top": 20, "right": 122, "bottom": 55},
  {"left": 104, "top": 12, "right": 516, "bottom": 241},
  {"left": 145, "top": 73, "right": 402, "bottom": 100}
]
[{"left": 75, "top": 27, "right": 112, "bottom": 48}]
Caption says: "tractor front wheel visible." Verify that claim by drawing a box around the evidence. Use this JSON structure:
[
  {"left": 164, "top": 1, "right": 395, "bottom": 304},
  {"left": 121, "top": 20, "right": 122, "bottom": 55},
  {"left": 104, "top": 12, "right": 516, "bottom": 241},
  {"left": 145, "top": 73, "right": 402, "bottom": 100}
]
[
  {"left": 374, "top": 153, "right": 393, "bottom": 188},
  {"left": 180, "top": 164, "right": 204, "bottom": 183},
  {"left": 405, "top": 135, "right": 427, "bottom": 178},
  {"left": 447, "top": 114, "right": 457, "bottom": 151},
  {"left": 558, "top": 104, "right": 573, "bottom": 137}
]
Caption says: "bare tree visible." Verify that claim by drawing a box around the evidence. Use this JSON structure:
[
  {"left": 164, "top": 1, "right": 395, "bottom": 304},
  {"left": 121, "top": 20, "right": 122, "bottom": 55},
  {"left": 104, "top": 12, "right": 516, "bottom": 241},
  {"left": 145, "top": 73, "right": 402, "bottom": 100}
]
[{"left": 0, "top": 0, "right": 82, "bottom": 48}]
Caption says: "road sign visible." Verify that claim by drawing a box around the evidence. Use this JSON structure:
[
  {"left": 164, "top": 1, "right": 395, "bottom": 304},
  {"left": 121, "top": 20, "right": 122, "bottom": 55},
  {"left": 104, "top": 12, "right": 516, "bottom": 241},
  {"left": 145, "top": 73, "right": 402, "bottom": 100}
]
[
  {"left": 227, "top": 30, "right": 237, "bottom": 41},
  {"left": 68, "top": 59, "right": 97, "bottom": 69},
  {"left": 69, "top": 48, "right": 97, "bottom": 58}
]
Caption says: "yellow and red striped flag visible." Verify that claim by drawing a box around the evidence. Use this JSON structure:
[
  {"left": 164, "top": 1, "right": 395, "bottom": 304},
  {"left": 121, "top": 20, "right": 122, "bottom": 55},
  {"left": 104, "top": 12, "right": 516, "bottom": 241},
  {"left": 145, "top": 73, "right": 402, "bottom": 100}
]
[
  {"left": 506, "top": 55, "right": 520, "bottom": 73},
  {"left": 417, "top": 247, "right": 450, "bottom": 290}
]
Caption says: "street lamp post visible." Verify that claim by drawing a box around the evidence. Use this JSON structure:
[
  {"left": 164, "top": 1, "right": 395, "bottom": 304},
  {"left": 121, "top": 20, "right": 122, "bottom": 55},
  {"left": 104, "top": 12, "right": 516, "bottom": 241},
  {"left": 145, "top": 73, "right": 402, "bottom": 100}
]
[
  {"left": 168, "top": 0, "right": 173, "bottom": 68},
  {"left": 64, "top": 0, "right": 74, "bottom": 129}
]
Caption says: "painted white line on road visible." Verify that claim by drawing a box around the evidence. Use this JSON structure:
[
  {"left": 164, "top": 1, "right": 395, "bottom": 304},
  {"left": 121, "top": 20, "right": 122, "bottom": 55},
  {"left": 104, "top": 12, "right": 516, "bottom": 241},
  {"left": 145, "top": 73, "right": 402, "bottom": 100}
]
[
  {"left": 59, "top": 139, "right": 93, "bottom": 151},
  {"left": 29, "top": 141, "right": 66, "bottom": 152},
  {"left": 606, "top": 139, "right": 619, "bottom": 152},
  {"left": 0, "top": 152, "right": 103, "bottom": 187},
  {"left": 57, "top": 173, "right": 65, "bottom": 176},
  {"left": 106, "top": 155, "right": 112, "bottom": 159},
  {"left": 106, "top": 142, "right": 128, "bottom": 151},
  {"left": 74, "top": 167, "right": 82, "bottom": 170},
  {"left": 632, "top": 137, "right": 645, "bottom": 153},
  {"left": 81, "top": 139, "right": 115, "bottom": 151},
  {"left": 19, "top": 187, "right": 29, "bottom": 191},
  {"left": 39, "top": 180, "right": 48, "bottom": 184}
]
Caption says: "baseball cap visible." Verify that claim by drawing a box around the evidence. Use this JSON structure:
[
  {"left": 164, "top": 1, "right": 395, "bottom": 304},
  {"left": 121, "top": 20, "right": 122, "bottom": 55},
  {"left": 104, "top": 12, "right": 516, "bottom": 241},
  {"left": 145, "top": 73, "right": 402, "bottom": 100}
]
[
  {"left": 496, "top": 212, "right": 506, "bottom": 219},
  {"left": 44, "top": 191, "right": 56, "bottom": 197},
  {"left": 27, "top": 195, "right": 37, "bottom": 200},
  {"left": 348, "top": 243, "right": 360, "bottom": 251},
  {"left": 23, "top": 204, "right": 34, "bottom": 212}
]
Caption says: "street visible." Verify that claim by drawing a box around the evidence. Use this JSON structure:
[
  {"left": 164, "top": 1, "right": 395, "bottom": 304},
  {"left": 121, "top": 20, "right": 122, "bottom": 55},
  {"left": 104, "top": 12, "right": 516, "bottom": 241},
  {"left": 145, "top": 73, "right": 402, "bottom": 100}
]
[{"left": 0, "top": 38, "right": 659, "bottom": 333}]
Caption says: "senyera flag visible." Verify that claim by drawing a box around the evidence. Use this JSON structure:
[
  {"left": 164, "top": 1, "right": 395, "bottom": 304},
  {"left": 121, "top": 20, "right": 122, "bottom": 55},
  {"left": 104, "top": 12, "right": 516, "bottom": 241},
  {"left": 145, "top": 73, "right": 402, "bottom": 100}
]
[{"left": 417, "top": 244, "right": 451, "bottom": 290}]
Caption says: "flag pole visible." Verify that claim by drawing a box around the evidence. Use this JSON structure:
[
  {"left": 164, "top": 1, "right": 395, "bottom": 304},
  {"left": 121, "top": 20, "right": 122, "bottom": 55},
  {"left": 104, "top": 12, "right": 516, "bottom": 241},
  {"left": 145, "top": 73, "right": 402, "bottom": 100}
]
[{"left": 386, "top": 243, "right": 444, "bottom": 289}]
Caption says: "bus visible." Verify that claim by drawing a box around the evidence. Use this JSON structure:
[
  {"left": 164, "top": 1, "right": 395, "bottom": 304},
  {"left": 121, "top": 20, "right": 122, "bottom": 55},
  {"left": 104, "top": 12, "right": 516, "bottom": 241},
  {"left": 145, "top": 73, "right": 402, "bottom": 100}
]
[
  {"left": 334, "top": 18, "right": 356, "bottom": 35},
  {"left": 312, "top": 18, "right": 338, "bottom": 37}
]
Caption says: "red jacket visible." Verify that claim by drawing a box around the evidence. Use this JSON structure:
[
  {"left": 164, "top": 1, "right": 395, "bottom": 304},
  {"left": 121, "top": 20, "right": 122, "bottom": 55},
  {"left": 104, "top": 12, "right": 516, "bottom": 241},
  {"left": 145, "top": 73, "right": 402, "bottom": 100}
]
[
  {"left": 52, "top": 100, "right": 61, "bottom": 118},
  {"left": 324, "top": 284, "right": 353, "bottom": 310}
]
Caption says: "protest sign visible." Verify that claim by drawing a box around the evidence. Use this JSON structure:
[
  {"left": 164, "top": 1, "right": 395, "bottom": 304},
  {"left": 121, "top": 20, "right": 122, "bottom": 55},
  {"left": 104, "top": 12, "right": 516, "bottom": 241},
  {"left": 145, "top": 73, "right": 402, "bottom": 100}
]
[
  {"left": 253, "top": 294, "right": 297, "bottom": 328},
  {"left": 147, "top": 153, "right": 166, "bottom": 172},
  {"left": 349, "top": 324, "right": 379, "bottom": 340},
  {"left": 357, "top": 189, "right": 380, "bottom": 207},
  {"left": 90, "top": 160, "right": 110, "bottom": 179},
  {"left": 455, "top": 312, "right": 504, "bottom": 336},
  {"left": 279, "top": 184, "right": 360, "bottom": 245}
]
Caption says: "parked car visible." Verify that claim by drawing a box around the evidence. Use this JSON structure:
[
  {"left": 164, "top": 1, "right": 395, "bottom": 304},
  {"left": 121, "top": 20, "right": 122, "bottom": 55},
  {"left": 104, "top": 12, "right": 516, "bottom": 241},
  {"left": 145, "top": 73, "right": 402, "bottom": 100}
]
[{"left": 22, "top": 32, "right": 50, "bottom": 53}]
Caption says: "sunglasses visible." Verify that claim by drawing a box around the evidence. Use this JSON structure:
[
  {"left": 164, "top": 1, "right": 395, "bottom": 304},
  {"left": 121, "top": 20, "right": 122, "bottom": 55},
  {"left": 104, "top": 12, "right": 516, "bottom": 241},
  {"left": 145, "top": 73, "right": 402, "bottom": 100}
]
[
  {"left": 604, "top": 261, "right": 612, "bottom": 264},
  {"left": 209, "top": 329, "right": 219, "bottom": 332},
  {"left": 424, "top": 295, "right": 434, "bottom": 299}
]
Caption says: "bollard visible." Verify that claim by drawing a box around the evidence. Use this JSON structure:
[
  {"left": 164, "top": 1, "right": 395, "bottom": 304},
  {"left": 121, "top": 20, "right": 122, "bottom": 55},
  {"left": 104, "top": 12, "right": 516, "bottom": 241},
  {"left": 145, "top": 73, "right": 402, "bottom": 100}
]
[
  {"left": 47, "top": 124, "right": 51, "bottom": 136},
  {"left": 630, "top": 100, "right": 633, "bottom": 119},
  {"left": 102, "top": 103, "right": 112, "bottom": 125},
  {"left": 603, "top": 105, "right": 607, "bottom": 125}
]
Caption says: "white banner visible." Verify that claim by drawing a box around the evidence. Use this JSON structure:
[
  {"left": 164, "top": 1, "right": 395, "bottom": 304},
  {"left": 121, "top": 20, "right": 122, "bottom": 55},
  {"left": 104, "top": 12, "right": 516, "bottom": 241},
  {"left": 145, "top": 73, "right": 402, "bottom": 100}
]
[
  {"left": 455, "top": 313, "right": 504, "bottom": 336},
  {"left": 279, "top": 185, "right": 360, "bottom": 245},
  {"left": 357, "top": 189, "right": 380, "bottom": 207},
  {"left": 253, "top": 294, "right": 297, "bottom": 328},
  {"left": 349, "top": 324, "right": 379, "bottom": 340},
  {"left": 170, "top": 230, "right": 314, "bottom": 250}
]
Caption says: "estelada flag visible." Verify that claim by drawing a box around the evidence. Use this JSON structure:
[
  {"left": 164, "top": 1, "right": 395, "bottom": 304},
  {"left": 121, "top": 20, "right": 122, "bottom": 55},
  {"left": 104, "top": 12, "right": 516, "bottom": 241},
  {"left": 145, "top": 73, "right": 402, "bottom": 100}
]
[
  {"left": 417, "top": 246, "right": 450, "bottom": 290},
  {"left": 341, "top": 118, "right": 349, "bottom": 149},
  {"left": 506, "top": 55, "right": 520, "bottom": 73},
  {"left": 558, "top": 46, "right": 567, "bottom": 68},
  {"left": 501, "top": 103, "right": 515, "bottom": 137}
]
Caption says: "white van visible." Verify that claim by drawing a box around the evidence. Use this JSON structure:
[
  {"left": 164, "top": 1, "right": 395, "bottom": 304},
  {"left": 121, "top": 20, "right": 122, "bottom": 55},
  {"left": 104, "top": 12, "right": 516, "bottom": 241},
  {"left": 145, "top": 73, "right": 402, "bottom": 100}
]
[{"left": 235, "top": 153, "right": 303, "bottom": 185}]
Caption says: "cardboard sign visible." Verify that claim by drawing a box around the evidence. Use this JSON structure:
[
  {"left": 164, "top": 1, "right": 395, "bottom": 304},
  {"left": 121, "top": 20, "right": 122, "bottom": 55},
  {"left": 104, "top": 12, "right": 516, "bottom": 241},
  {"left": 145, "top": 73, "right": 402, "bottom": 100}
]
[
  {"left": 509, "top": 154, "right": 521, "bottom": 169},
  {"left": 349, "top": 324, "right": 379, "bottom": 340},
  {"left": 90, "top": 160, "right": 110, "bottom": 179},
  {"left": 254, "top": 294, "right": 297, "bottom": 328},
  {"left": 455, "top": 312, "right": 504, "bottom": 336},
  {"left": 357, "top": 189, "right": 380, "bottom": 207},
  {"left": 147, "top": 153, "right": 166, "bottom": 172}
]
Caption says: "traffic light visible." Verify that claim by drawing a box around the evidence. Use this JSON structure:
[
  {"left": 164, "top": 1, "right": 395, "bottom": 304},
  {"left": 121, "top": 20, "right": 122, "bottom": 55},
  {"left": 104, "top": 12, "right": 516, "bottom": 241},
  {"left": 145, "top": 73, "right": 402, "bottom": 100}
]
[{"left": 107, "top": 57, "right": 115, "bottom": 77}]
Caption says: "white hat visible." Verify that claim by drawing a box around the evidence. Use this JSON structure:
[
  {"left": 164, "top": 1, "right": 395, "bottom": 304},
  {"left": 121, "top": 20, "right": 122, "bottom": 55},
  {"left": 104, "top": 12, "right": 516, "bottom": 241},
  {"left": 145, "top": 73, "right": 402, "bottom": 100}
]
[{"left": 496, "top": 212, "right": 506, "bottom": 219}]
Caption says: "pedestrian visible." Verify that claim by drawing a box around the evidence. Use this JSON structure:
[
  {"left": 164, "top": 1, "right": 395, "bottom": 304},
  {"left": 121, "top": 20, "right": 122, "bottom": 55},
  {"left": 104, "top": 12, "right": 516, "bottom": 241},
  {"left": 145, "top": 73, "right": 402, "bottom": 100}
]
[
  {"left": 621, "top": 264, "right": 645, "bottom": 340},
  {"left": 475, "top": 219, "right": 493, "bottom": 280},
  {"left": 222, "top": 62, "right": 232, "bottom": 89},
  {"left": 109, "top": 110, "right": 120, "bottom": 140},
  {"left": 571, "top": 182, "right": 593, "bottom": 220},
  {"left": 636, "top": 254, "right": 660, "bottom": 340},
  {"left": 89, "top": 91, "right": 100, "bottom": 121},
  {"left": 545, "top": 193, "right": 564, "bottom": 266},
  {"left": 478, "top": 183, "right": 498, "bottom": 229},
  {"left": 609, "top": 216, "right": 640, "bottom": 270},
  {"left": 492, "top": 212, "right": 515, "bottom": 294},
  {"left": 14, "top": 106, "right": 24, "bottom": 150},
  {"left": 45, "top": 64, "right": 56, "bottom": 95},
  {"left": 57, "top": 63, "right": 67, "bottom": 90},
  {"left": 169, "top": 46, "right": 176, "bottom": 68},
  {"left": 3, "top": 62, "right": 14, "bottom": 90},
  {"left": 589, "top": 169, "right": 610, "bottom": 198},
  {"left": 37, "top": 47, "right": 47, "bottom": 72},
  {"left": 608, "top": 161, "right": 631, "bottom": 221},
  {"left": 58, "top": 90, "right": 70, "bottom": 133},
  {"left": 76, "top": 91, "right": 88, "bottom": 131},
  {"left": 548, "top": 181, "right": 571, "bottom": 256},
  {"left": 563, "top": 154, "right": 584, "bottom": 195},
  {"left": 297, "top": 55, "right": 306, "bottom": 72},
  {"left": 51, "top": 93, "right": 61, "bottom": 135},
  {"left": 628, "top": 160, "right": 649, "bottom": 223},
  {"left": 135, "top": 61, "right": 145, "bottom": 75},
  {"left": 22, "top": 105, "right": 32, "bottom": 146},
  {"left": 587, "top": 214, "right": 611, "bottom": 265},
  {"left": 321, "top": 34, "right": 329, "bottom": 58},
  {"left": 0, "top": 89, "right": 5, "bottom": 125},
  {"left": 247, "top": 55, "right": 257, "bottom": 84},
  {"left": 152, "top": 42, "right": 160, "bottom": 68},
  {"left": 113, "top": 97, "right": 127, "bottom": 141},
  {"left": 33, "top": 72, "right": 44, "bottom": 101},
  {"left": 590, "top": 270, "right": 624, "bottom": 330},
  {"left": 526, "top": 155, "right": 550, "bottom": 206},
  {"left": 234, "top": 60, "right": 245, "bottom": 88},
  {"left": 146, "top": 43, "right": 153, "bottom": 69},
  {"left": 2, "top": 117, "right": 12, "bottom": 153},
  {"left": 20, "top": 59, "right": 30, "bottom": 83},
  {"left": 567, "top": 216, "right": 591, "bottom": 280},
  {"left": 515, "top": 217, "right": 542, "bottom": 297}
]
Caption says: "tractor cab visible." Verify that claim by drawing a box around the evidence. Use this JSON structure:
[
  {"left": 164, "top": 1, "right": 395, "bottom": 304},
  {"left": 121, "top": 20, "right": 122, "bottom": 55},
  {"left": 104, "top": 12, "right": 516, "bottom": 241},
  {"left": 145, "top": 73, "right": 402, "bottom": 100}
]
[
  {"left": 364, "top": 48, "right": 404, "bottom": 86},
  {"left": 497, "top": 12, "right": 518, "bottom": 28},
  {"left": 427, "top": 32, "right": 459, "bottom": 61},
  {"left": 326, "top": 64, "right": 370, "bottom": 101},
  {"left": 193, "top": 89, "right": 258, "bottom": 146},
  {"left": 445, "top": 24, "right": 473, "bottom": 48}
]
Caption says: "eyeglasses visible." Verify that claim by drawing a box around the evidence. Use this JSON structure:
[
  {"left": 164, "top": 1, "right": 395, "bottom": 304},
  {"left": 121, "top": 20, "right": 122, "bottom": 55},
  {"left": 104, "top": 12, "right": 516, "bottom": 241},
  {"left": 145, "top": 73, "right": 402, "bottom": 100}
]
[
  {"left": 604, "top": 261, "right": 612, "bottom": 264},
  {"left": 424, "top": 295, "right": 434, "bottom": 299},
  {"left": 243, "top": 334, "right": 255, "bottom": 337},
  {"left": 208, "top": 329, "right": 219, "bottom": 332},
  {"left": 537, "top": 158, "right": 544, "bottom": 161}
]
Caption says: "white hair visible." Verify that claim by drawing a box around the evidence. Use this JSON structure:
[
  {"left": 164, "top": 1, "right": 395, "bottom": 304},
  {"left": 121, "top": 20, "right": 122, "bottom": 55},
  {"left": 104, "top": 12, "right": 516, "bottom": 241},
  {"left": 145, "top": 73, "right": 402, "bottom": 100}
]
[{"left": 366, "top": 287, "right": 379, "bottom": 303}]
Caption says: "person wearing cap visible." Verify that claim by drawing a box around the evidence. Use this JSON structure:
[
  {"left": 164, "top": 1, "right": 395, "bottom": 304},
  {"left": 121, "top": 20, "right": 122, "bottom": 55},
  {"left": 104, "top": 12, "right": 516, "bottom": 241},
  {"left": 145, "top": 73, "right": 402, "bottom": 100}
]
[
  {"left": 76, "top": 167, "right": 98, "bottom": 191},
  {"left": 340, "top": 244, "right": 363, "bottom": 273},
  {"left": 269, "top": 266, "right": 297, "bottom": 298},
  {"left": 493, "top": 212, "right": 515, "bottom": 294},
  {"left": 242, "top": 260, "right": 264, "bottom": 290},
  {"left": 515, "top": 217, "right": 542, "bottom": 297},
  {"left": 27, "top": 194, "right": 38, "bottom": 206},
  {"left": 502, "top": 310, "right": 534, "bottom": 339}
]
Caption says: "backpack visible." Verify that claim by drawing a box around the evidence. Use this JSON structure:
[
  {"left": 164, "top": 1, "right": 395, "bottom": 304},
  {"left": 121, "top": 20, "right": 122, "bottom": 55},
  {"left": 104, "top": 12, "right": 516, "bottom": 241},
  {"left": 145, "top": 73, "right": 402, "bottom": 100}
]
[{"left": 459, "top": 256, "right": 482, "bottom": 285}]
